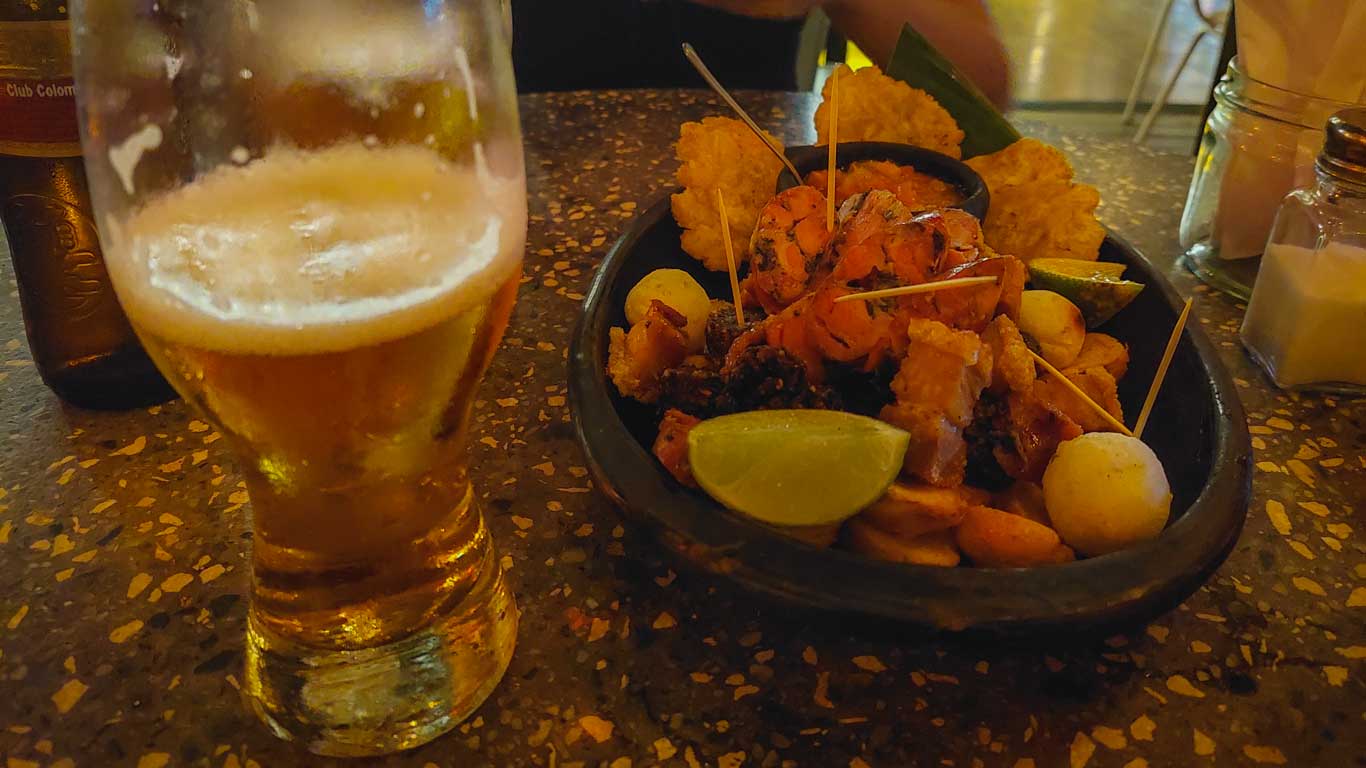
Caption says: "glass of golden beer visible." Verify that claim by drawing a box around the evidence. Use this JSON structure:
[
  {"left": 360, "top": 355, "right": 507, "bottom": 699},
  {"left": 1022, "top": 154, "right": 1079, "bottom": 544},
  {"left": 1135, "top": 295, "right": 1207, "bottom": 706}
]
[{"left": 70, "top": 1, "right": 524, "bottom": 756}]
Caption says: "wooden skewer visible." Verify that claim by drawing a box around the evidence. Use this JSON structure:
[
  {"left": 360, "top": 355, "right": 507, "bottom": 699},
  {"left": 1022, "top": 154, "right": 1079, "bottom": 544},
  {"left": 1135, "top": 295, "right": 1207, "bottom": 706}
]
[
  {"left": 1133, "top": 297, "right": 1193, "bottom": 439},
  {"left": 716, "top": 188, "right": 745, "bottom": 326},
  {"left": 832, "top": 275, "right": 999, "bottom": 304},
  {"left": 1028, "top": 349, "right": 1135, "bottom": 437},
  {"left": 682, "top": 43, "right": 802, "bottom": 183},
  {"left": 826, "top": 68, "right": 839, "bottom": 232}
]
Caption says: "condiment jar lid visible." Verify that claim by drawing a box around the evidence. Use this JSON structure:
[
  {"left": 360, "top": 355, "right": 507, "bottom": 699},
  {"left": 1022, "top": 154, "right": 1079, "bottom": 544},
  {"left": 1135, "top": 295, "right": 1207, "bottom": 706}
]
[{"left": 1319, "top": 108, "right": 1366, "bottom": 183}]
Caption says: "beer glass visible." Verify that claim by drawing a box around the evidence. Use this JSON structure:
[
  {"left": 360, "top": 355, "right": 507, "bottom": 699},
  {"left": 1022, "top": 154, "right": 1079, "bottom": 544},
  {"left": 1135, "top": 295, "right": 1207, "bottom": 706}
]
[{"left": 70, "top": 1, "right": 524, "bottom": 756}]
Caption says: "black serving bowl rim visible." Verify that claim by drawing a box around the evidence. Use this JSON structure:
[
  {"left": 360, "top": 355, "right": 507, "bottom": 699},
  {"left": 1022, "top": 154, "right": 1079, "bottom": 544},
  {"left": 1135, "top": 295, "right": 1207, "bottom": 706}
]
[
  {"left": 777, "top": 141, "right": 989, "bottom": 221},
  {"left": 568, "top": 193, "right": 1251, "bottom": 634}
]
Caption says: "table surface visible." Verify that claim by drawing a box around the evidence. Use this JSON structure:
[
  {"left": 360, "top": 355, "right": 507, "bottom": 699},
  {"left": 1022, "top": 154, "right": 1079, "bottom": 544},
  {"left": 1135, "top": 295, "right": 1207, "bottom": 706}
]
[{"left": 1, "top": 91, "right": 1362, "bottom": 768}]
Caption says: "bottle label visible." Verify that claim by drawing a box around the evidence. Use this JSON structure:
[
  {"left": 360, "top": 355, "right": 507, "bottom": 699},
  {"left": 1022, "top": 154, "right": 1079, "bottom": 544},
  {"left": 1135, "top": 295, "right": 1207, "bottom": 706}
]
[
  {"left": 0, "top": 76, "right": 80, "bottom": 145},
  {"left": 4, "top": 193, "right": 116, "bottom": 324}
]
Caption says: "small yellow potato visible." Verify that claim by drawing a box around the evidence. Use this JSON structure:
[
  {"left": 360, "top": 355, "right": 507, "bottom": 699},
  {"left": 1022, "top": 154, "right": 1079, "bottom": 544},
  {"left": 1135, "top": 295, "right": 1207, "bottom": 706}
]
[
  {"left": 1018, "top": 290, "right": 1085, "bottom": 367},
  {"left": 625, "top": 268, "right": 711, "bottom": 352},
  {"left": 1042, "top": 433, "right": 1172, "bottom": 556}
]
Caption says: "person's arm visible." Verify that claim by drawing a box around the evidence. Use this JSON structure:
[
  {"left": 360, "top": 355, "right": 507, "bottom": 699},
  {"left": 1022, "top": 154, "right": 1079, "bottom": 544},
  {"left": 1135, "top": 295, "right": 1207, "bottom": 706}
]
[{"left": 822, "top": 0, "right": 1011, "bottom": 108}]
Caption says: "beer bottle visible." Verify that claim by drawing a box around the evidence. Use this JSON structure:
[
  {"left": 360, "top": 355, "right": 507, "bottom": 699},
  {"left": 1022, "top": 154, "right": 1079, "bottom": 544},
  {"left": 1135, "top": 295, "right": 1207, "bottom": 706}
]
[{"left": 1, "top": 2, "right": 173, "bottom": 409}]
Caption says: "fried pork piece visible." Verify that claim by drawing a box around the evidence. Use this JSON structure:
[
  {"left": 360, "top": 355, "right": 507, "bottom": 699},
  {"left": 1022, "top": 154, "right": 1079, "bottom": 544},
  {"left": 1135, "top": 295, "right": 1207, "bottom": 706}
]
[
  {"left": 878, "top": 318, "right": 993, "bottom": 487},
  {"left": 980, "top": 315, "right": 1035, "bottom": 394},
  {"left": 654, "top": 409, "right": 700, "bottom": 486},
  {"left": 992, "top": 390, "right": 1084, "bottom": 482},
  {"left": 607, "top": 300, "right": 690, "bottom": 403},
  {"left": 671, "top": 117, "right": 785, "bottom": 271},
  {"left": 815, "top": 65, "right": 965, "bottom": 158},
  {"left": 1071, "top": 332, "right": 1129, "bottom": 379},
  {"left": 805, "top": 160, "right": 963, "bottom": 210},
  {"left": 955, "top": 505, "right": 1075, "bottom": 568},
  {"left": 964, "top": 138, "right": 1105, "bottom": 262},
  {"left": 744, "top": 185, "right": 832, "bottom": 314},
  {"left": 1034, "top": 365, "right": 1125, "bottom": 433},
  {"left": 844, "top": 519, "right": 961, "bottom": 567}
]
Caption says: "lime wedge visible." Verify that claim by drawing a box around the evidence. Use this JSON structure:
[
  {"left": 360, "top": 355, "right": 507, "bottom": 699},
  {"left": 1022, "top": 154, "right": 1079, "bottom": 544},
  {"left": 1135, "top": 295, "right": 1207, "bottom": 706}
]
[
  {"left": 1028, "top": 258, "right": 1144, "bottom": 327},
  {"left": 687, "top": 410, "right": 910, "bottom": 527}
]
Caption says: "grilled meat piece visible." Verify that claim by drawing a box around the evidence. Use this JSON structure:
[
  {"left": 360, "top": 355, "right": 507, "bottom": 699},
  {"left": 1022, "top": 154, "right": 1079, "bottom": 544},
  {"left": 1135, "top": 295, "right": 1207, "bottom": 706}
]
[
  {"left": 878, "top": 318, "right": 993, "bottom": 487},
  {"left": 654, "top": 409, "right": 701, "bottom": 486}
]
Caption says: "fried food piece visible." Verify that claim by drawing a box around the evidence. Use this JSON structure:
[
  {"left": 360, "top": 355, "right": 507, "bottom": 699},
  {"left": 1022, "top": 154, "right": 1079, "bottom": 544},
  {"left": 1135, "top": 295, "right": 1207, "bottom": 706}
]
[
  {"left": 908, "top": 254, "right": 1027, "bottom": 333},
  {"left": 672, "top": 116, "right": 785, "bottom": 271},
  {"left": 986, "top": 181, "right": 1106, "bottom": 263},
  {"left": 1033, "top": 366, "right": 1125, "bottom": 433},
  {"left": 955, "top": 504, "right": 1075, "bottom": 568},
  {"left": 607, "top": 300, "right": 691, "bottom": 403},
  {"left": 965, "top": 138, "right": 1105, "bottom": 262},
  {"left": 992, "top": 481, "right": 1050, "bottom": 526},
  {"left": 879, "top": 319, "right": 992, "bottom": 486},
  {"left": 654, "top": 409, "right": 701, "bottom": 486},
  {"left": 860, "top": 482, "right": 988, "bottom": 539},
  {"left": 845, "top": 519, "right": 961, "bottom": 567},
  {"left": 981, "top": 315, "right": 1035, "bottom": 394},
  {"left": 1017, "top": 290, "right": 1086, "bottom": 367},
  {"left": 1070, "top": 332, "right": 1129, "bottom": 379},
  {"left": 705, "top": 300, "right": 750, "bottom": 356},
  {"left": 815, "top": 65, "right": 964, "bottom": 159},
  {"left": 744, "top": 185, "right": 832, "bottom": 314},
  {"left": 805, "top": 160, "right": 963, "bottom": 210},
  {"left": 992, "top": 390, "right": 1085, "bottom": 482},
  {"left": 965, "top": 137, "right": 1074, "bottom": 190},
  {"left": 783, "top": 523, "right": 841, "bottom": 549}
]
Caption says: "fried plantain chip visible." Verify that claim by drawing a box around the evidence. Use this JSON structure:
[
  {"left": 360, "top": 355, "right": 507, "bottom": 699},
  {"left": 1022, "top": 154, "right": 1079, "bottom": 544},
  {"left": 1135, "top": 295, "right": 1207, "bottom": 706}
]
[
  {"left": 671, "top": 116, "right": 785, "bottom": 271},
  {"left": 965, "top": 137, "right": 1073, "bottom": 188},
  {"left": 965, "top": 138, "right": 1106, "bottom": 262},
  {"left": 814, "top": 65, "right": 964, "bottom": 158}
]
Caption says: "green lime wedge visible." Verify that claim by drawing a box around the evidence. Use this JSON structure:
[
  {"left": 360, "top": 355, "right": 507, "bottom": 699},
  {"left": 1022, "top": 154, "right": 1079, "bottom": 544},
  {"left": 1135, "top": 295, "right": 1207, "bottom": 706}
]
[
  {"left": 687, "top": 410, "right": 910, "bottom": 527},
  {"left": 1028, "top": 258, "right": 1144, "bottom": 327}
]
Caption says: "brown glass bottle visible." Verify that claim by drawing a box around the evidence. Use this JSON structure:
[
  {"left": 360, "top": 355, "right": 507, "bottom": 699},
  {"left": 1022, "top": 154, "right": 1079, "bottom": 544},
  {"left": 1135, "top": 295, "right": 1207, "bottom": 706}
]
[{"left": 1, "top": 4, "right": 173, "bottom": 409}]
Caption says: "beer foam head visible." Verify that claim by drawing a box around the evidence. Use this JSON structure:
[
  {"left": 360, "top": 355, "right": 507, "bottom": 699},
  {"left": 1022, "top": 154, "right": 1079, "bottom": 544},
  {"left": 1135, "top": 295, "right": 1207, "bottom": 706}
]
[{"left": 108, "top": 143, "right": 525, "bottom": 354}]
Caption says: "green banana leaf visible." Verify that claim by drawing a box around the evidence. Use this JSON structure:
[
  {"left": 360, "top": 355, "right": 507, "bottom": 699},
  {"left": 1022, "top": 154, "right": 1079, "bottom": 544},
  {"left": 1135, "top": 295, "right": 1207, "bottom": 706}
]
[{"left": 885, "top": 24, "right": 1020, "bottom": 158}]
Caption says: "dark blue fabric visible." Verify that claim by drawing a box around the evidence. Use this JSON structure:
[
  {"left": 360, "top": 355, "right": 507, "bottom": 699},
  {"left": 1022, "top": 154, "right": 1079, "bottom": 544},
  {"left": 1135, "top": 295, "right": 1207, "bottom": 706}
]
[{"left": 511, "top": 1, "right": 804, "bottom": 92}]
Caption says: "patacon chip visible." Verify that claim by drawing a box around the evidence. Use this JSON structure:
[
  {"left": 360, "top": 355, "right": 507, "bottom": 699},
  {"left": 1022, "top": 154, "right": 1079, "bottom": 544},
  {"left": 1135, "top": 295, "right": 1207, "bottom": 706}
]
[
  {"left": 814, "top": 65, "right": 964, "bottom": 159},
  {"left": 966, "top": 138, "right": 1105, "bottom": 262},
  {"left": 671, "top": 117, "right": 785, "bottom": 272}
]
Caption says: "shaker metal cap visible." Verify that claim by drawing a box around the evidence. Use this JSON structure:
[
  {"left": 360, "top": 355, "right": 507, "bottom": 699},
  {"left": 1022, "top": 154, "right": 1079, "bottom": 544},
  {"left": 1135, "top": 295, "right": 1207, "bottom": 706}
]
[{"left": 1319, "top": 108, "right": 1366, "bottom": 182}]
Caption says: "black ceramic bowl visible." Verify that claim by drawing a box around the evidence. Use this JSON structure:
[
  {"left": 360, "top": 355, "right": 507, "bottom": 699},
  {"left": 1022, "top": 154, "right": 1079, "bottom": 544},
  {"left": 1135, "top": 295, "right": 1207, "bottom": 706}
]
[
  {"left": 568, "top": 194, "right": 1251, "bottom": 634},
  {"left": 777, "top": 141, "right": 989, "bottom": 220}
]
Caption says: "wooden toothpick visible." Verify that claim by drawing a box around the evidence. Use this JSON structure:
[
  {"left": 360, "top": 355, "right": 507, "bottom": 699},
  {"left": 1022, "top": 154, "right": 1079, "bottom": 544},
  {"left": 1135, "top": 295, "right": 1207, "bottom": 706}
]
[
  {"left": 716, "top": 188, "right": 745, "bottom": 326},
  {"left": 831, "top": 275, "right": 999, "bottom": 304},
  {"left": 1133, "top": 297, "right": 1193, "bottom": 439},
  {"left": 1028, "top": 349, "right": 1135, "bottom": 437},
  {"left": 826, "top": 68, "right": 839, "bottom": 232},
  {"left": 682, "top": 43, "right": 802, "bottom": 183}
]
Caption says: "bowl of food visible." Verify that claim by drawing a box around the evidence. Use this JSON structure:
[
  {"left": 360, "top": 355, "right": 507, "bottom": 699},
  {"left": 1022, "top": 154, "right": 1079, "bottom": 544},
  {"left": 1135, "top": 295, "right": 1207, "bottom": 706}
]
[
  {"left": 568, "top": 66, "right": 1250, "bottom": 633},
  {"left": 779, "top": 141, "right": 989, "bottom": 220}
]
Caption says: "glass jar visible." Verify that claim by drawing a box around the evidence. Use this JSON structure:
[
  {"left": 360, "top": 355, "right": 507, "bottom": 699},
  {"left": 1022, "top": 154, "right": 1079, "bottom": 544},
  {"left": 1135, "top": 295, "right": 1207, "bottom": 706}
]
[
  {"left": 1180, "top": 58, "right": 1360, "bottom": 300},
  {"left": 1240, "top": 109, "right": 1366, "bottom": 394}
]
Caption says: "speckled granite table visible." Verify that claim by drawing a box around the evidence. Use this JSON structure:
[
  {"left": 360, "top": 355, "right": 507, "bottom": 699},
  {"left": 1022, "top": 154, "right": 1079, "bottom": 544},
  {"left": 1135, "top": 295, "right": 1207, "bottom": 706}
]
[{"left": 2, "top": 92, "right": 1363, "bottom": 768}]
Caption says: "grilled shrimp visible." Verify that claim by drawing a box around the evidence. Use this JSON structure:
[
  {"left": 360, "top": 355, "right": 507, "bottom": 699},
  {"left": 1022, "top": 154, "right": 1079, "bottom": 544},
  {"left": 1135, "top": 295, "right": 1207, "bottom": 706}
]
[{"left": 743, "top": 185, "right": 832, "bottom": 314}]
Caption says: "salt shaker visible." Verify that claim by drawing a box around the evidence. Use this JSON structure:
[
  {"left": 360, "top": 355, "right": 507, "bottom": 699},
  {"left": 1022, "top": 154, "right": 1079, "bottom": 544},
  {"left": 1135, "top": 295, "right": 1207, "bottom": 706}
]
[{"left": 1241, "top": 108, "right": 1366, "bottom": 394}]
